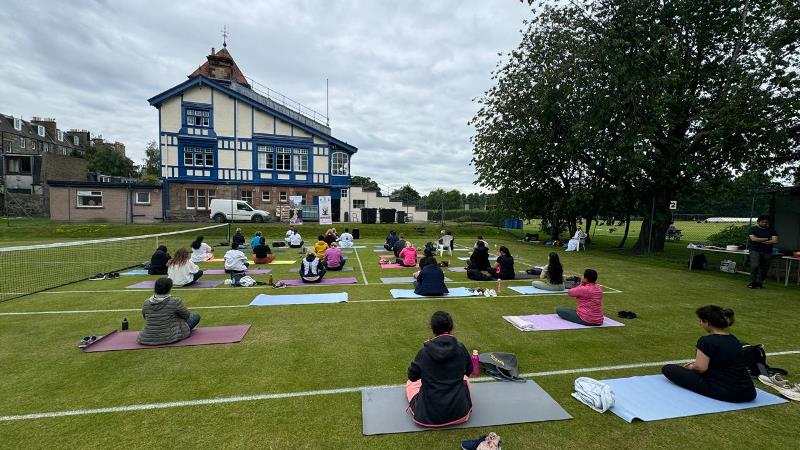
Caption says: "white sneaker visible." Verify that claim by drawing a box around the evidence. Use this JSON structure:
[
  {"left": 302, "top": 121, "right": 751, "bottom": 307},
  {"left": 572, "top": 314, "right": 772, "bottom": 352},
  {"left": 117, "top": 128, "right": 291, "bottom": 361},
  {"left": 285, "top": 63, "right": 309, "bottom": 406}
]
[{"left": 759, "top": 374, "right": 800, "bottom": 401}]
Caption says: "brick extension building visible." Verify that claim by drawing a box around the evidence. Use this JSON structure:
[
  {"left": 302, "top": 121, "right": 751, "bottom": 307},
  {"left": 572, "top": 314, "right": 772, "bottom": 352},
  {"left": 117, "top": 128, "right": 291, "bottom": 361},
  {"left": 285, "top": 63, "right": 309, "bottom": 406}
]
[{"left": 148, "top": 43, "right": 358, "bottom": 221}]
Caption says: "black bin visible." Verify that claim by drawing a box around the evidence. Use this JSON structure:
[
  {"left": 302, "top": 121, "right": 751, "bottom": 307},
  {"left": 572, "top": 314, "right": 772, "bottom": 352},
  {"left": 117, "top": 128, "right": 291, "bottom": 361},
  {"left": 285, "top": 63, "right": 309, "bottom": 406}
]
[
  {"left": 352, "top": 228, "right": 360, "bottom": 240},
  {"left": 379, "top": 208, "right": 396, "bottom": 223},
  {"left": 361, "top": 208, "right": 377, "bottom": 224},
  {"left": 396, "top": 211, "right": 406, "bottom": 223}
]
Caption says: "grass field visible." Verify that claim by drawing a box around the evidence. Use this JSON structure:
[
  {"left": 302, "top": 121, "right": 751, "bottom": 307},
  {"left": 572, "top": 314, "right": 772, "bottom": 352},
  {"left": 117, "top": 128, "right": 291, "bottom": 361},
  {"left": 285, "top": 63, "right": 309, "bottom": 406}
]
[{"left": 0, "top": 221, "right": 797, "bottom": 449}]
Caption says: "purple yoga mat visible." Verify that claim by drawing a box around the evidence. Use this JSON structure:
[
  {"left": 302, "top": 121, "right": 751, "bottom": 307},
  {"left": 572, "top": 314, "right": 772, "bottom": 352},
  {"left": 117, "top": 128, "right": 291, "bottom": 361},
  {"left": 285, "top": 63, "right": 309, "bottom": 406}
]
[
  {"left": 380, "top": 263, "right": 417, "bottom": 269},
  {"left": 82, "top": 325, "right": 251, "bottom": 352},
  {"left": 503, "top": 314, "right": 624, "bottom": 331},
  {"left": 125, "top": 279, "right": 224, "bottom": 289},
  {"left": 202, "top": 269, "right": 272, "bottom": 275},
  {"left": 279, "top": 277, "right": 358, "bottom": 286}
]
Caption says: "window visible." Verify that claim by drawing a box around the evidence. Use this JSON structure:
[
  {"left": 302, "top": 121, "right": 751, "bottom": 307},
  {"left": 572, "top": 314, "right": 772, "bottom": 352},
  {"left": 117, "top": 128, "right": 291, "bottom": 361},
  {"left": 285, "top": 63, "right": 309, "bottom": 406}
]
[
  {"left": 186, "top": 109, "right": 210, "bottom": 127},
  {"left": 43, "top": 143, "right": 49, "bottom": 152},
  {"left": 184, "top": 147, "right": 213, "bottom": 167},
  {"left": 241, "top": 191, "right": 253, "bottom": 203},
  {"left": 294, "top": 148, "right": 308, "bottom": 172},
  {"left": 237, "top": 202, "right": 253, "bottom": 211},
  {"left": 57, "top": 130, "right": 63, "bottom": 141},
  {"left": 13, "top": 118, "right": 22, "bottom": 131},
  {"left": 77, "top": 191, "right": 103, "bottom": 208},
  {"left": 73, "top": 136, "right": 79, "bottom": 146},
  {"left": 135, "top": 192, "right": 151, "bottom": 205},
  {"left": 197, "top": 190, "right": 207, "bottom": 208},
  {"left": 261, "top": 191, "right": 271, "bottom": 202},
  {"left": 31, "top": 141, "right": 36, "bottom": 151},
  {"left": 332, "top": 152, "right": 349, "bottom": 176},
  {"left": 186, "top": 189, "right": 214, "bottom": 209},
  {"left": 20, "top": 137, "right": 26, "bottom": 149},
  {"left": 186, "top": 189, "right": 195, "bottom": 208},
  {"left": 353, "top": 200, "right": 366, "bottom": 209},
  {"left": 279, "top": 191, "right": 288, "bottom": 203},
  {"left": 340, "top": 189, "right": 348, "bottom": 198},
  {"left": 276, "top": 147, "right": 291, "bottom": 171},
  {"left": 37, "top": 125, "right": 45, "bottom": 137},
  {"left": 257, "top": 145, "right": 274, "bottom": 170},
  {"left": 6, "top": 157, "right": 31, "bottom": 174}
]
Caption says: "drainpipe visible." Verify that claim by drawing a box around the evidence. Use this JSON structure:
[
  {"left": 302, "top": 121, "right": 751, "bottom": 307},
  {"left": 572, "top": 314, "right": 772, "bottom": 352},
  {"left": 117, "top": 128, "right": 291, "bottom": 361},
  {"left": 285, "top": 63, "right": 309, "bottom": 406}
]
[{"left": 127, "top": 183, "right": 133, "bottom": 224}]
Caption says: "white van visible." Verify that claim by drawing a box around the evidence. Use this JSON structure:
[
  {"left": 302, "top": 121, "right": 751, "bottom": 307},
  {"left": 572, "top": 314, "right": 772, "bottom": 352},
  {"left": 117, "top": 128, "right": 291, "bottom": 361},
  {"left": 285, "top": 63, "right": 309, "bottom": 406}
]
[{"left": 209, "top": 199, "right": 271, "bottom": 223}]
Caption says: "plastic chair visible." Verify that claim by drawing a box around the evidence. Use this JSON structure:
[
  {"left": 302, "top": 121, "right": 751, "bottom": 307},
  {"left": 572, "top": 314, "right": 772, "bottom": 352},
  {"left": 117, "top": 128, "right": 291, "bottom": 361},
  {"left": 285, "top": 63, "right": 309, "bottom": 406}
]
[{"left": 437, "top": 235, "right": 453, "bottom": 256}]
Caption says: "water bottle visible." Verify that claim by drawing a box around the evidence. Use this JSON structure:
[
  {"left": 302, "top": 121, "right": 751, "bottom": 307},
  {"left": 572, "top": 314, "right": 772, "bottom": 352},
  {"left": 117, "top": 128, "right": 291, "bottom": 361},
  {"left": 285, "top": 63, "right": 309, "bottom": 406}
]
[
  {"left": 471, "top": 350, "right": 480, "bottom": 376},
  {"left": 121, "top": 317, "right": 128, "bottom": 331},
  {"left": 269, "top": 274, "right": 274, "bottom": 286},
  {"left": 495, "top": 277, "right": 502, "bottom": 294}
]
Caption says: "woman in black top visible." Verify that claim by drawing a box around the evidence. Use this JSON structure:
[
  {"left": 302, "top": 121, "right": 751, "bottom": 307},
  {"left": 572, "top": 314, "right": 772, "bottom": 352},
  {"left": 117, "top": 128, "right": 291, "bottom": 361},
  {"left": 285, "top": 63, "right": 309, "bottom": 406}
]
[
  {"left": 232, "top": 228, "right": 246, "bottom": 249},
  {"left": 148, "top": 245, "right": 171, "bottom": 275},
  {"left": 490, "top": 246, "right": 515, "bottom": 280},
  {"left": 467, "top": 241, "right": 491, "bottom": 271},
  {"left": 252, "top": 237, "right": 274, "bottom": 264},
  {"left": 662, "top": 305, "right": 756, "bottom": 402}
]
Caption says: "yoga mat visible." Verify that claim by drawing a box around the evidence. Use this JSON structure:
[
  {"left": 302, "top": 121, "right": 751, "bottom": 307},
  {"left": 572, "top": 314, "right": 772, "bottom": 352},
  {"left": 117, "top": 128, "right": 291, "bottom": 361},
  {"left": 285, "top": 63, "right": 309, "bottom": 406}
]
[
  {"left": 373, "top": 246, "right": 387, "bottom": 251},
  {"left": 203, "top": 269, "right": 272, "bottom": 275},
  {"left": 448, "top": 267, "right": 467, "bottom": 273},
  {"left": 458, "top": 256, "right": 497, "bottom": 261},
  {"left": 209, "top": 258, "right": 254, "bottom": 264},
  {"left": 361, "top": 380, "right": 571, "bottom": 435},
  {"left": 502, "top": 314, "right": 623, "bottom": 331},
  {"left": 278, "top": 277, "right": 358, "bottom": 286},
  {"left": 289, "top": 266, "right": 353, "bottom": 272},
  {"left": 390, "top": 287, "right": 478, "bottom": 299},
  {"left": 121, "top": 269, "right": 149, "bottom": 275},
  {"left": 601, "top": 375, "right": 787, "bottom": 422},
  {"left": 508, "top": 285, "right": 567, "bottom": 295},
  {"left": 381, "top": 277, "right": 453, "bottom": 283},
  {"left": 82, "top": 325, "right": 251, "bottom": 352},
  {"left": 267, "top": 260, "right": 297, "bottom": 265},
  {"left": 381, "top": 263, "right": 417, "bottom": 269},
  {"left": 125, "top": 280, "right": 224, "bottom": 289},
  {"left": 249, "top": 292, "right": 348, "bottom": 306}
]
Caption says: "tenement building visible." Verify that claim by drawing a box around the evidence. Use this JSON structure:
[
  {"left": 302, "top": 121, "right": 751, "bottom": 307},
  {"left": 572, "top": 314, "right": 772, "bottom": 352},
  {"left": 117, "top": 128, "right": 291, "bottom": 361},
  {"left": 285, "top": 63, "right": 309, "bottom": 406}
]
[{"left": 148, "top": 43, "right": 357, "bottom": 221}]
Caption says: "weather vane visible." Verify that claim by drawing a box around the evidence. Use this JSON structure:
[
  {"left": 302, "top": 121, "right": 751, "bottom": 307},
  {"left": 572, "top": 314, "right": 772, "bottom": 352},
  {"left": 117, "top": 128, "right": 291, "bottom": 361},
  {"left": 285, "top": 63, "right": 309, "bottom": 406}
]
[{"left": 221, "top": 24, "right": 229, "bottom": 47}]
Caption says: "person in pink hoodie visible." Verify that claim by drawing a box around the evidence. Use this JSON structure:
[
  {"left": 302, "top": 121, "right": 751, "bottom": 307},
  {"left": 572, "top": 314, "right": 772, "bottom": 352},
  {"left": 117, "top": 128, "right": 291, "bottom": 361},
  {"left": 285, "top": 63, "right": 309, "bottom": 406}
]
[
  {"left": 398, "top": 241, "right": 418, "bottom": 267},
  {"left": 322, "top": 242, "right": 346, "bottom": 271},
  {"left": 557, "top": 269, "right": 604, "bottom": 326}
]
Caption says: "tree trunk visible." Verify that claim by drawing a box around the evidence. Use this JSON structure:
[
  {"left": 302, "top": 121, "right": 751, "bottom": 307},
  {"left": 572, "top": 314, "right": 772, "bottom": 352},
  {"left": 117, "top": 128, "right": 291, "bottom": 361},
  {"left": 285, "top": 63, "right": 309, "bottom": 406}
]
[
  {"left": 585, "top": 216, "right": 593, "bottom": 245},
  {"left": 633, "top": 195, "right": 672, "bottom": 253},
  {"left": 617, "top": 214, "right": 631, "bottom": 248}
]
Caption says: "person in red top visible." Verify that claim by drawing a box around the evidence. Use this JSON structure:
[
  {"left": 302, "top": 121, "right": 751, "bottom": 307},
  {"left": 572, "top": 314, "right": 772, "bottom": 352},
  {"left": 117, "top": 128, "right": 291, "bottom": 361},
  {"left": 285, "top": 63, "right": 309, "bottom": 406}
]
[{"left": 557, "top": 269, "right": 604, "bottom": 326}]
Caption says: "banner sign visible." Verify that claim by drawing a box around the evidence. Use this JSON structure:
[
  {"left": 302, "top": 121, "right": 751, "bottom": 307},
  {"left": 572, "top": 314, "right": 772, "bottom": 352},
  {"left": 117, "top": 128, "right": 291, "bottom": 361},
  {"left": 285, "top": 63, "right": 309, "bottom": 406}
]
[
  {"left": 318, "top": 196, "right": 332, "bottom": 225},
  {"left": 289, "top": 196, "right": 304, "bottom": 225}
]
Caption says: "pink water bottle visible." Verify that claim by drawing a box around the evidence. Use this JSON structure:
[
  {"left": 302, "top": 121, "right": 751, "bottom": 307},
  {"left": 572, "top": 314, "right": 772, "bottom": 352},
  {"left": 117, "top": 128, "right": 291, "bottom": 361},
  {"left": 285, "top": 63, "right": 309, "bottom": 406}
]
[{"left": 471, "top": 350, "right": 480, "bottom": 376}]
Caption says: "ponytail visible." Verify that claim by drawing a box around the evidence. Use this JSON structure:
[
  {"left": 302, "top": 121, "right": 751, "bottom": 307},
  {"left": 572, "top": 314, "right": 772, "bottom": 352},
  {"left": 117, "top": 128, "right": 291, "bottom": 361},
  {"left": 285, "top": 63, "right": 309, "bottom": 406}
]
[{"left": 696, "top": 305, "right": 734, "bottom": 329}]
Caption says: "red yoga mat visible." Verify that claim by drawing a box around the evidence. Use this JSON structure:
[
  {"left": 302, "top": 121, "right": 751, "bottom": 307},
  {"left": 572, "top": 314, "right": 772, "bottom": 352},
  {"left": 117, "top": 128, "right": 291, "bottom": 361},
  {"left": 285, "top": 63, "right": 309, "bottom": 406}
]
[{"left": 82, "top": 325, "right": 251, "bottom": 352}]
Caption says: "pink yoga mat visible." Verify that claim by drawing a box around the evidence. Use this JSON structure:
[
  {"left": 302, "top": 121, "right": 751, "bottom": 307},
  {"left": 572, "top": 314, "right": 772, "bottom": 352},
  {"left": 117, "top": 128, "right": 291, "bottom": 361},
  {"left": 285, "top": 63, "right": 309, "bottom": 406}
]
[
  {"left": 380, "top": 263, "right": 418, "bottom": 269},
  {"left": 503, "top": 314, "right": 624, "bottom": 331},
  {"left": 125, "top": 280, "right": 224, "bottom": 289},
  {"left": 279, "top": 277, "right": 358, "bottom": 286},
  {"left": 203, "top": 269, "right": 272, "bottom": 275},
  {"left": 82, "top": 325, "right": 251, "bottom": 352}
]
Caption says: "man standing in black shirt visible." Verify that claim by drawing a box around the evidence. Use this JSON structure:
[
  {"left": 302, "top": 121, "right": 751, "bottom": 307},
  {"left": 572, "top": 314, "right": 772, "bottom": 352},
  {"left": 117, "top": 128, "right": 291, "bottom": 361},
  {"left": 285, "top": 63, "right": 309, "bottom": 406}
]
[{"left": 747, "top": 215, "right": 779, "bottom": 289}]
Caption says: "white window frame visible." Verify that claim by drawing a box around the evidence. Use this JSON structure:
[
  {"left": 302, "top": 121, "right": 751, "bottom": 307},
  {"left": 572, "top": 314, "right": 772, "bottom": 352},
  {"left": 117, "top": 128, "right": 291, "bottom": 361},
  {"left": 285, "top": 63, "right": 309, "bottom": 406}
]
[
  {"left": 294, "top": 148, "right": 308, "bottom": 172},
  {"left": 279, "top": 191, "right": 288, "bottom": 203},
  {"left": 261, "top": 191, "right": 271, "bottom": 202},
  {"left": 76, "top": 190, "right": 103, "bottom": 208},
  {"left": 57, "top": 130, "right": 64, "bottom": 141},
  {"left": 353, "top": 199, "right": 366, "bottom": 209},
  {"left": 276, "top": 147, "right": 291, "bottom": 171},
  {"left": 332, "top": 152, "right": 349, "bottom": 176},
  {"left": 13, "top": 117, "right": 22, "bottom": 131},
  {"left": 186, "top": 188, "right": 195, "bottom": 208},
  {"left": 241, "top": 190, "right": 253, "bottom": 203},
  {"left": 186, "top": 109, "right": 210, "bottom": 127},
  {"left": 73, "top": 135, "right": 79, "bottom": 146},
  {"left": 340, "top": 189, "right": 348, "bottom": 198},
  {"left": 135, "top": 192, "right": 151, "bottom": 205},
  {"left": 37, "top": 125, "right": 45, "bottom": 137},
  {"left": 184, "top": 147, "right": 214, "bottom": 168},
  {"left": 20, "top": 137, "right": 26, "bottom": 149},
  {"left": 257, "top": 145, "right": 274, "bottom": 170},
  {"left": 43, "top": 143, "right": 49, "bottom": 152}
]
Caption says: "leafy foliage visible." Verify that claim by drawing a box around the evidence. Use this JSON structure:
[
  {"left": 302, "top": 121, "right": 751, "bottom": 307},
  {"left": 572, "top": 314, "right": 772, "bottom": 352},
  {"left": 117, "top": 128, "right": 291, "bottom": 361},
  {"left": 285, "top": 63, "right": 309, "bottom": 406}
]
[
  {"left": 350, "top": 176, "right": 381, "bottom": 196},
  {"left": 86, "top": 144, "right": 136, "bottom": 177},
  {"left": 707, "top": 224, "right": 750, "bottom": 247}
]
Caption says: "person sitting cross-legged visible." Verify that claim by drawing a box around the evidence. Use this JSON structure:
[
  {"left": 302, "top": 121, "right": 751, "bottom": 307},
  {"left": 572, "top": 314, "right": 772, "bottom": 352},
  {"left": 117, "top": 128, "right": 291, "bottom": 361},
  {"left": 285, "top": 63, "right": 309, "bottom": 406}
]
[
  {"left": 414, "top": 257, "right": 449, "bottom": 296},
  {"left": 232, "top": 227, "right": 246, "bottom": 249},
  {"left": 392, "top": 233, "right": 407, "bottom": 258},
  {"left": 250, "top": 231, "right": 264, "bottom": 249},
  {"left": 252, "top": 237, "right": 275, "bottom": 264},
  {"left": 338, "top": 228, "right": 354, "bottom": 248},
  {"left": 299, "top": 248, "right": 327, "bottom": 283},
  {"left": 223, "top": 244, "right": 249, "bottom": 274},
  {"left": 148, "top": 245, "right": 171, "bottom": 275},
  {"left": 167, "top": 248, "right": 203, "bottom": 287},
  {"left": 490, "top": 246, "right": 515, "bottom": 280},
  {"left": 466, "top": 241, "right": 491, "bottom": 272},
  {"left": 556, "top": 269, "right": 603, "bottom": 326},
  {"left": 137, "top": 277, "right": 201, "bottom": 346},
  {"left": 288, "top": 230, "right": 304, "bottom": 249},
  {"left": 314, "top": 235, "right": 329, "bottom": 259},
  {"left": 384, "top": 230, "right": 399, "bottom": 252},
  {"left": 532, "top": 252, "right": 565, "bottom": 291},
  {"left": 322, "top": 242, "right": 346, "bottom": 271},
  {"left": 406, "top": 310, "right": 473, "bottom": 427},
  {"left": 661, "top": 305, "right": 756, "bottom": 403},
  {"left": 398, "top": 241, "right": 418, "bottom": 267}
]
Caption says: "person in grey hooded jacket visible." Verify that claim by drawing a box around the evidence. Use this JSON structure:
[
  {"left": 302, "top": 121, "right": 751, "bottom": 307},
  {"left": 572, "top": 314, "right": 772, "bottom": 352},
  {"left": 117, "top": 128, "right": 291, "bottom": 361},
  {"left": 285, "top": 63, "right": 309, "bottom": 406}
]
[{"left": 137, "top": 277, "right": 201, "bottom": 345}]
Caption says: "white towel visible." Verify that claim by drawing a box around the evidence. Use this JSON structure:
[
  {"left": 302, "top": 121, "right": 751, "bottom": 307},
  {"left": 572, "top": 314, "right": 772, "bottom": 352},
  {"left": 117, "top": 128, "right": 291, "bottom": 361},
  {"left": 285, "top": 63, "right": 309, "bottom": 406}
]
[
  {"left": 505, "top": 316, "right": 535, "bottom": 331},
  {"left": 571, "top": 377, "right": 614, "bottom": 413}
]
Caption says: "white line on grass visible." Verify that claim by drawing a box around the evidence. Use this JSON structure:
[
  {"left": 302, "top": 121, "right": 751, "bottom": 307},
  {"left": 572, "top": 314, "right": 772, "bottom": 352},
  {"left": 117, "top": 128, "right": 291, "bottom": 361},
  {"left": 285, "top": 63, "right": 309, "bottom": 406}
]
[
  {"left": 353, "top": 246, "right": 369, "bottom": 285},
  {"left": 2, "top": 350, "right": 798, "bottom": 422},
  {"left": 0, "top": 291, "right": 626, "bottom": 316}
]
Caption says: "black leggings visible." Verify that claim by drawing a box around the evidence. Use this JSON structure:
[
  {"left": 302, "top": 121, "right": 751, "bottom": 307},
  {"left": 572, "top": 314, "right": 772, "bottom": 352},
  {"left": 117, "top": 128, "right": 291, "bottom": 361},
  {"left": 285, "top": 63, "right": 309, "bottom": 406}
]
[{"left": 661, "top": 364, "right": 756, "bottom": 403}]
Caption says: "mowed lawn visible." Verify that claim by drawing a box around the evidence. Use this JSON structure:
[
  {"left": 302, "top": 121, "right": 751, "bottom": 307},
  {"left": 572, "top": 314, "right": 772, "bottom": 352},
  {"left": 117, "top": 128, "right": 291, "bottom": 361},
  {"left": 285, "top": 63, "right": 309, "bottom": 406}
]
[{"left": 0, "top": 223, "right": 797, "bottom": 449}]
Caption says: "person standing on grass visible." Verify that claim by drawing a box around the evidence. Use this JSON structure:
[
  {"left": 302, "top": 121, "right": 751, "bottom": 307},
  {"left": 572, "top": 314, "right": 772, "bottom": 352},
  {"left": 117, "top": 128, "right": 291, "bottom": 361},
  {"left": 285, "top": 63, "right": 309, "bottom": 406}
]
[
  {"left": 661, "top": 305, "right": 756, "bottom": 402},
  {"left": 557, "top": 269, "right": 603, "bottom": 326},
  {"left": 490, "top": 246, "right": 515, "bottom": 280},
  {"left": 322, "top": 242, "right": 346, "bottom": 270},
  {"left": 398, "top": 241, "right": 418, "bottom": 267},
  {"left": 252, "top": 237, "right": 275, "bottom": 264},
  {"left": 338, "top": 228, "right": 354, "bottom": 248},
  {"left": 137, "top": 277, "right": 201, "bottom": 345},
  {"left": 223, "top": 243, "right": 249, "bottom": 274},
  {"left": 414, "top": 257, "right": 449, "bottom": 296},
  {"left": 299, "top": 247, "right": 326, "bottom": 283},
  {"left": 190, "top": 236, "right": 213, "bottom": 262},
  {"left": 747, "top": 215, "right": 779, "bottom": 289},
  {"left": 167, "top": 248, "right": 204, "bottom": 287},
  {"left": 406, "top": 310, "right": 473, "bottom": 427},
  {"left": 532, "top": 252, "right": 565, "bottom": 291},
  {"left": 147, "top": 245, "right": 171, "bottom": 275}
]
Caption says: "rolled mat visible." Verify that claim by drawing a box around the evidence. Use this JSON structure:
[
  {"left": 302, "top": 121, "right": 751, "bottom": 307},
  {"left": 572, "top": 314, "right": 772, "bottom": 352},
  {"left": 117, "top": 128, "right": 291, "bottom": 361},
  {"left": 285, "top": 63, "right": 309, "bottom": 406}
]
[
  {"left": 125, "top": 279, "right": 224, "bottom": 289},
  {"left": 502, "top": 314, "right": 623, "bottom": 331},
  {"left": 600, "top": 374, "right": 787, "bottom": 422},
  {"left": 278, "top": 277, "right": 358, "bottom": 286},
  {"left": 82, "top": 325, "right": 251, "bottom": 352}
]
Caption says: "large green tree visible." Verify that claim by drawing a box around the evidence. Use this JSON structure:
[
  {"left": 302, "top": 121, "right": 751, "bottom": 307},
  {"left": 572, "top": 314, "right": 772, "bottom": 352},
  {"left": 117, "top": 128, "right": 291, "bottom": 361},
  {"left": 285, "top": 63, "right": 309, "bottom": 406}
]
[
  {"left": 390, "top": 184, "right": 421, "bottom": 204},
  {"left": 87, "top": 144, "right": 136, "bottom": 177},
  {"left": 473, "top": 0, "right": 800, "bottom": 250},
  {"left": 350, "top": 176, "right": 381, "bottom": 196}
]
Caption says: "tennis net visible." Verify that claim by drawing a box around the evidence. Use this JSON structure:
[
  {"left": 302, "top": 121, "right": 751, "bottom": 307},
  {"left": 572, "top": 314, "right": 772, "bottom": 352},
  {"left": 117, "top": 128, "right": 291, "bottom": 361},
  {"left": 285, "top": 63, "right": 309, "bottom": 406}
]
[{"left": 0, "top": 223, "right": 230, "bottom": 303}]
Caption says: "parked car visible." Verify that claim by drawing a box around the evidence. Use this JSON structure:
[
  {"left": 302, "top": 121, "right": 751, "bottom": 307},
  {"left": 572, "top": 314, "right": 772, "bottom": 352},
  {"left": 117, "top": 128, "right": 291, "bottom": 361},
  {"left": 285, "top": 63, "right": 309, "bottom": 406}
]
[{"left": 209, "top": 199, "right": 271, "bottom": 223}]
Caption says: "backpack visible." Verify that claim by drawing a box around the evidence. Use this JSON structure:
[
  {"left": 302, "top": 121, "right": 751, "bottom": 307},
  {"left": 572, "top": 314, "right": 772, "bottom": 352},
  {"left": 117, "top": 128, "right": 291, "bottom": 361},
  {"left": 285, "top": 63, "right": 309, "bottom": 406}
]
[
  {"left": 689, "top": 254, "right": 707, "bottom": 270},
  {"left": 478, "top": 352, "right": 525, "bottom": 382},
  {"left": 564, "top": 276, "right": 581, "bottom": 289},
  {"left": 467, "top": 269, "right": 494, "bottom": 282},
  {"left": 741, "top": 344, "right": 787, "bottom": 378}
]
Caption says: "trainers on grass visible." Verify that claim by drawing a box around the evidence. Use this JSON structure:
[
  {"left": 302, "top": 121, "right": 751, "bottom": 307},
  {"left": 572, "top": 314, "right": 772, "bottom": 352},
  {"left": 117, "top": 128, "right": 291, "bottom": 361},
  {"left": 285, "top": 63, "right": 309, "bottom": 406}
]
[{"left": 759, "top": 374, "right": 800, "bottom": 401}]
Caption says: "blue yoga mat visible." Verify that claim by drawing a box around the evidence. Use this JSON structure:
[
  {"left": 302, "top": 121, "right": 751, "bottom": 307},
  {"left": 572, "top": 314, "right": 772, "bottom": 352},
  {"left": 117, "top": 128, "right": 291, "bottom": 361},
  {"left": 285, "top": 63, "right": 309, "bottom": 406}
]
[
  {"left": 121, "top": 269, "right": 149, "bottom": 276},
  {"left": 508, "top": 286, "right": 567, "bottom": 295},
  {"left": 389, "top": 287, "right": 478, "bottom": 299},
  {"left": 249, "top": 292, "right": 348, "bottom": 306},
  {"left": 601, "top": 375, "right": 787, "bottom": 422}
]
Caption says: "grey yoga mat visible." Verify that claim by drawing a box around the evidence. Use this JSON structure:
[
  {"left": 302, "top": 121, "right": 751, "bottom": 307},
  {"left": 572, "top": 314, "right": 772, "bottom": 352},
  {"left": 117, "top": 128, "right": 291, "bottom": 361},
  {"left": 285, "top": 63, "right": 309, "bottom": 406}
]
[{"left": 361, "top": 380, "right": 571, "bottom": 435}]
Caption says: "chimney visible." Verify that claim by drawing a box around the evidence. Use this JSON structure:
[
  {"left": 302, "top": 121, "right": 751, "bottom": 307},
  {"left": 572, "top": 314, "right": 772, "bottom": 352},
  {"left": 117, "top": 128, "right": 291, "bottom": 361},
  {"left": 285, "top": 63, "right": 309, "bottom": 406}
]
[
  {"left": 211, "top": 47, "right": 215, "bottom": 55},
  {"left": 30, "top": 117, "right": 57, "bottom": 140}
]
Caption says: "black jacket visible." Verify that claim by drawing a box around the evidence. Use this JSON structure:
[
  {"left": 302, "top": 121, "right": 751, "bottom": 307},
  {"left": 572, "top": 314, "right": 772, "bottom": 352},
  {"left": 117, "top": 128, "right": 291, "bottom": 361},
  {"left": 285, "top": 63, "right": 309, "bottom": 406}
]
[
  {"left": 492, "top": 255, "right": 515, "bottom": 280},
  {"left": 414, "top": 264, "right": 449, "bottom": 296},
  {"left": 408, "top": 334, "right": 472, "bottom": 426},
  {"left": 148, "top": 249, "right": 171, "bottom": 275},
  {"left": 253, "top": 243, "right": 272, "bottom": 259},
  {"left": 393, "top": 239, "right": 406, "bottom": 257},
  {"left": 467, "top": 246, "right": 491, "bottom": 271},
  {"left": 232, "top": 232, "right": 246, "bottom": 248}
]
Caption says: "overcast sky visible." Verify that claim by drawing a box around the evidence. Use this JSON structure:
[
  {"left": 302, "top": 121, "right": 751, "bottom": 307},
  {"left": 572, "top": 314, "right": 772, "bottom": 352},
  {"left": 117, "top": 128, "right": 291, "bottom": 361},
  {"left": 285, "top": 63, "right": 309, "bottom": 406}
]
[{"left": 0, "top": 0, "right": 531, "bottom": 194}]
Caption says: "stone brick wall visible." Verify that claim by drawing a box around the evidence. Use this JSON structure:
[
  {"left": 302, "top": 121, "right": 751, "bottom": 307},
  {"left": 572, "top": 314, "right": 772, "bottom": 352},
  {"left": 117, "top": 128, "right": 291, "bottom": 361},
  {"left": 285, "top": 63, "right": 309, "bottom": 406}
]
[{"left": 49, "top": 186, "right": 163, "bottom": 223}]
